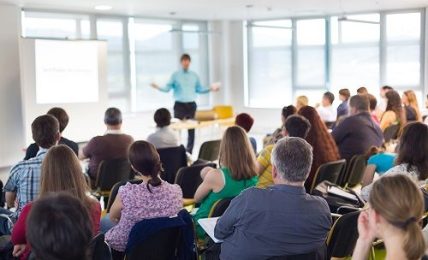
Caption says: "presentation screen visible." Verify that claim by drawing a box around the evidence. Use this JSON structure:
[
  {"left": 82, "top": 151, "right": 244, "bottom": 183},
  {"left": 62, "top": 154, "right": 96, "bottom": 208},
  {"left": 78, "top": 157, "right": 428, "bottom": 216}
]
[{"left": 35, "top": 40, "right": 99, "bottom": 104}]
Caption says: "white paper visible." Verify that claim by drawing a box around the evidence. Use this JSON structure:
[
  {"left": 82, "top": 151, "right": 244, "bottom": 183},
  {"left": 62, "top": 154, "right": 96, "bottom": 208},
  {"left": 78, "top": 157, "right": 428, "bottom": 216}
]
[
  {"left": 327, "top": 186, "right": 358, "bottom": 202},
  {"left": 198, "top": 217, "right": 223, "bottom": 243}
]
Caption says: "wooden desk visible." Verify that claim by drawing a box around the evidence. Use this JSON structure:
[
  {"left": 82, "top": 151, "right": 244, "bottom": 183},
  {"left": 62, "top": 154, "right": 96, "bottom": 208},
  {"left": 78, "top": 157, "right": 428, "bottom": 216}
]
[{"left": 171, "top": 117, "right": 235, "bottom": 131}]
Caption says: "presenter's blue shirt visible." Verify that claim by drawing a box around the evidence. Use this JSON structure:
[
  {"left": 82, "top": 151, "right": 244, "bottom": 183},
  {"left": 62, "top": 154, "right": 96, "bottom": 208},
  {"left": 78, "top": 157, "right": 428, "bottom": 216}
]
[{"left": 159, "top": 69, "right": 209, "bottom": 102}]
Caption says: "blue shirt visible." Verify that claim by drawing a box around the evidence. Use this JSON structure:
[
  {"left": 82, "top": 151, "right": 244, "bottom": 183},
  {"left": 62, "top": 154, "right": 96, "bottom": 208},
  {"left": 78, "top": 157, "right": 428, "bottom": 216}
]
[
  {"left": 215, "top": 185, "right": 331, "bottom": 260},
  {"left": 337, "top": 101, "right": 349, "bottom": 119},
  {"left": 4, "top": 148, "right": 48, "bottom": 221},
  {"left": 367, "top": 153, "right": 396, "bottom": 175},
  {"left": 160, "top": 69, "right": 210, "bottom": 102}
]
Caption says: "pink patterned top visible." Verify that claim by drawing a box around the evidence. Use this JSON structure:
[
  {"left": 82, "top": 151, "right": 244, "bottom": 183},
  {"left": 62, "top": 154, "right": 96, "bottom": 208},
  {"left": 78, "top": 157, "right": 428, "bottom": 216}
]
[{"left": 105, "top": 181, "right": 183, "bottom": 252}]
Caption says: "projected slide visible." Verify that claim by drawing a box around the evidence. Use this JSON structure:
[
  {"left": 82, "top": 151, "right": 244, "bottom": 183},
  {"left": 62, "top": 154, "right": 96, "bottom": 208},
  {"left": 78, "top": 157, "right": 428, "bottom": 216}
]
[{"left": 35, "top": 40, "right": 99, "bottom": 104}]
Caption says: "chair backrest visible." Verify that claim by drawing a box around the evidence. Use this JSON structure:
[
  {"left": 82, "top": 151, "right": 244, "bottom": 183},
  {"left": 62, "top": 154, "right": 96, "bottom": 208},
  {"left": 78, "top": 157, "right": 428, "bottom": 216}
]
[
  {"left": 383, "top": 124, "right": 400, "bottom": 143},
  {"left": 346, "top": 155, "right": 368, "bottom": 187},
  {"left": 267, "top": 245, "right": 327, "bottom": 260},
  {"left": 197, "top": 140, "right": 221, "bottom": 162},
  {"left": 326, "top": 211, "right": 360, "bottom": 259},
  {"left": 106, "top": 179, "right": 144, "bottom": 213},
  {"left": 90, "top": 233, "right": 112, "bottom": 260},
  {"left": 175, "top": 163, "right": 216, "bottom": 199},
  {"left": 310, "top": 159, "right": 347, "bottom": 193},
  {"left": 96, "top": 158, "right": 131, "bottom": 192},
  {"left": 126, "top": 227, "right": 181, "bottom": 260},
  {"left": 208, "top": 198, "right": 233, "bottom": 218},
  {"left": 157, "top": 145, "right": 188, "bottom": 184}
]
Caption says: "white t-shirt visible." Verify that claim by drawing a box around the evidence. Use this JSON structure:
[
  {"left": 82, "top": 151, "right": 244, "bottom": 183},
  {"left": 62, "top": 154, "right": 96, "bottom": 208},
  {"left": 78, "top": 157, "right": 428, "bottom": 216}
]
[
  {"left": 317, "top": 105, "right": 337, "bottom": 122},
  {"left": 147, "top": 126, "right": 179, "bottom": 149}
]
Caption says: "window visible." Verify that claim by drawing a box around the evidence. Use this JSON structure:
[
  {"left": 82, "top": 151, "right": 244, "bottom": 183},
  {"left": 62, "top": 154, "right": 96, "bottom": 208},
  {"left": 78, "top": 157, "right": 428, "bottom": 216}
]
[
  {"left": 247, "top": 20, "right": 293, "bottom": 108},
  {"left": 385, "top": 12, "right": 421, "bottom": 87},
  {"left": 330, "top": 14, "right": 380, "bottom": 95}
]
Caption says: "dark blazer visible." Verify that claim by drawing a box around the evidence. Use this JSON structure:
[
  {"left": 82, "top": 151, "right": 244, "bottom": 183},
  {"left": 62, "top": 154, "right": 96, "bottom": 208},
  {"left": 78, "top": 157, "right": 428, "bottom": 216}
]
[{"left": 24, "top": 137, "right": 79, "bottom": 160}]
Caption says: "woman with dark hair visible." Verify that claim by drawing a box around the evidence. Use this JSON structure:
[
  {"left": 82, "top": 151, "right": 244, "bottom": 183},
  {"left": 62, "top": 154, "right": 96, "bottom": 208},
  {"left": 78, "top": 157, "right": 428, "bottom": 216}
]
[
  {"left": 105, "top": 141, "right": 182, "bottom": 252},
  {"left": 361, "top": 122, "right": 428, "bottom": 200},
  {"left": 380, "top": 90, "right": 407, "bottom": 131},
  {"left": 264, "top": 105, "right": 297, "bottom": 147},
  {"left": 298, "top": 106, "right": 341, "bottom": 191}
]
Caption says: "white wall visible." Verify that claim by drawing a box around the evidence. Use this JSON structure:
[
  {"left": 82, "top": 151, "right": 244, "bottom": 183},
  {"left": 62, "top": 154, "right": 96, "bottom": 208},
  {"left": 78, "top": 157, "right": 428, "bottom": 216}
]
[{"left": 0, "top": 4, "right": 25, "bottom": 167}]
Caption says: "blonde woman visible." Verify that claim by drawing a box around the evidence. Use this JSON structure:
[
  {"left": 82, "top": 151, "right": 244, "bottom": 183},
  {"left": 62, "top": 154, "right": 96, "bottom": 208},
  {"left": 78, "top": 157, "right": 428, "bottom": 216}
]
[
  {"left": 296, "top": 95, "right": 309, "bottom": 112},
  {"left": 353, "top": 174, "right": 426, "bottom": 260},
  {"left": 403, "top": 90, "right": 422, "bottom": 122},
  {"left": 193, "top": 126, "right": 258, "bottom": 238}
]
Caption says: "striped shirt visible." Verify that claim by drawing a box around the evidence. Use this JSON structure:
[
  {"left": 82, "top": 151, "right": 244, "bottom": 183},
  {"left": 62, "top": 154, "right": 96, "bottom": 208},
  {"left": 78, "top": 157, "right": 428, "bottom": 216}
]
[{"left": 4, "top": 148, "right": 48, "bottom": 221}]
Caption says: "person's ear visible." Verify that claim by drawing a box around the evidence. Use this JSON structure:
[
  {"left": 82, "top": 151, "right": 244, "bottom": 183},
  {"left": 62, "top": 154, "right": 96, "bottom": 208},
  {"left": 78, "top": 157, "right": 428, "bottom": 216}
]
[
  {"left": 55, "top": 132, "right": 61, "bottom": 142},
  {"left": 271, "top": 165, "right": 278, "bottom": 180}
]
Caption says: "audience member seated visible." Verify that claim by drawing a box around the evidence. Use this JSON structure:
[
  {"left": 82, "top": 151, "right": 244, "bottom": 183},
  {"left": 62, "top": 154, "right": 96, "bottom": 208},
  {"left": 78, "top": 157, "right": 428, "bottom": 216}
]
[
  {"left": 317, "top": 91, "right": 337, "bottom": 124},
  {"left": 367, "top": 94, "right": 380, "bottom": 124},
  {"left": 26, "top": 193, "right": 93, "bottom": 260},
  {"left": 264, "top": 105, "right": 296, "bottom": 147},
  {"left": 361, "top": 122, "right": 428, "bottom": 200},
  {"left": 24, "top": 107, "right": 78, "bottom": 160},
  {"left": 296, "top": 95, "right": 309, "bottom": 112},
  {"left": 365, "top": 146, "right": 396, "bottom": 176},
  {"left": 11, "top": 145, "right": 101, "bottom": 260},
  {"left": 377, "top": 85, "right": 393, "bottom": 116},
  {"left": 193, "top": 126, "right": 258, "bottom": 239},
  {"left": 147, "top": 108, "right": 179, "bottom": 149},
  {"left": 3, "top": 115, "right": 60, "bottom": 222},
  {"left": 402, "top": 90, "right": 422, "bottom": 122},
  {"left": 104, "top": 141, "right": 182, "bottom": 252},
  {"left": 81, "top": 107, "right": 134, "bottom": 182},
  {"left": 332, "top": 95, "right": 384, "bottom": 161},
  {"left": 337, "top": 88, "right": 350, "bottom": 119},
  {"left": 235, "top": 113, "right": 257, "bottom": 154},
  {"left": 298, "top": 106, "right": 340, "bottom": 191},
  {"left": 357, "top": 87, "right": 368, "bottom": 95},
  {"left": 380, "top": 90, "right": 406, "bottom": 131},
  {"left": 215, "top": 137, "right": 332, "bottom": 259},
  {"left": 257, "top": 115, "right": 311, "bottom": 188},
  {"left": 353, "top": 175, "right": 426, "bottom": 260}
]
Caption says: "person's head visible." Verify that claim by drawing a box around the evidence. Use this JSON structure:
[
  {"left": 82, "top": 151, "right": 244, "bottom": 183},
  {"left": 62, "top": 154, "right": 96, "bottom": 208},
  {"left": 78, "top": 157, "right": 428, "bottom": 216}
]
[
  {"left": 128, "top": 141, "right": 162, "bottom": 192},
  {"left": 357, "top": 87, "right": 368, "bottom": 95},
  {"left": 367, "top": 94, "right": 378, "bottom": 112},
  {"left": 154, "top": 108, "right": 172, "bottom": 128},
  {"left": 281, "top": 105, "right": 297, "bottom": 124},
  {"left": 339, "top": 89, "right": 351, "bottom": 102},
  {"left": 180, "top": 53, "right": 191, "bottom": 70},
  {"left": 349, "top": 94, "right": 370, "bottom": 115},
  {"left": 283, "top": 115, "right": 311, "bottom": 139},
  {"left": 235, "top": 113, "right": 254, "bottom": 133},
  {"left": 380, "top": 85, "right": 393, "bottom": 98},
  {"left": 322, "top": 91, "right": 335, "bottom": 107},
  {"left": 396, "top": 122, "right": 428, "bottom": 180},
  {"left": 271, "top": 137, "right": 313, "bottom": 185},
  {"left": 296, "top": 96, "right": 309, "bottom": 111},
  {"left": 368, "top": 174, "right": 425, "bottom": 260},
  {"left": 104, "top": 107, "right": 122, "bottom": 129},
  {"left": 40, "top": 145, "right": 91, "bottom": 209},
  {"left": 32, "top": 115, "right": 60, "bottom": 149},
  {"left": 27, "top": 193, "right": 92, "bottom": 260},
  {"left": 47, "top": 107, "right": 69, "bottom": 133},
  {"left": 385, "top": 90, "right": 406, "bottom": 125},
  {"left": 219, "top": 126, "right": 257, "bottom": 181}
]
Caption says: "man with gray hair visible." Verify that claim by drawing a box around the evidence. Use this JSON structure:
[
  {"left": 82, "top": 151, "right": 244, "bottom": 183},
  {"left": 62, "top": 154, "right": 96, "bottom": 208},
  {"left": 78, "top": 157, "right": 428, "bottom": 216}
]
[{"left": 215, "top": 137, "right": 331, "bottom": 259}]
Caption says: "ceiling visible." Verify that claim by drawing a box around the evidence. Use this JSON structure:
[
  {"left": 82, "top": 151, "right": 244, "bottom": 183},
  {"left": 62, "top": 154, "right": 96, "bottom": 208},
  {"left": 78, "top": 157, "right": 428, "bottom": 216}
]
[{"left": 1, "top": 0, "right": 428, "bottom": 20}]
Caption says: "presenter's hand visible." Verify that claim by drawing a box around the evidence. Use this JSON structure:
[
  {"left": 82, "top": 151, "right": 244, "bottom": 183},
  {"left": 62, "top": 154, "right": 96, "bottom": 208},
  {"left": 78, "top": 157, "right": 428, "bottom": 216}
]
[
  {"left": 210, "top": 82, "right": 221, "bottom": 92},
  {"left": 150, "top": 83, "right": 160, "bottom": 89}
]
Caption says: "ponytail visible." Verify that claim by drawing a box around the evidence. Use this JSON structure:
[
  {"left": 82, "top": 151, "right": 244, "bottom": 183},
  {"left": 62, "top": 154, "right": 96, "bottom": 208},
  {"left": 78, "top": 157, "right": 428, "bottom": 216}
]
[
  {"left": 403, "top": 221, "right": 426, "bottom": 260},
  {"left": 146, "top": 173, "right": 162, "bottom": 193}
]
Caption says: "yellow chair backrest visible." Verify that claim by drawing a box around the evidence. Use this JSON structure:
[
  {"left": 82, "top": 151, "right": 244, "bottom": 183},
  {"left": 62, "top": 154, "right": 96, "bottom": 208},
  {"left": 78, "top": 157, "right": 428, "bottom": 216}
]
[{"left": 213, "top": 105, "right": 234, "bottom": 119}]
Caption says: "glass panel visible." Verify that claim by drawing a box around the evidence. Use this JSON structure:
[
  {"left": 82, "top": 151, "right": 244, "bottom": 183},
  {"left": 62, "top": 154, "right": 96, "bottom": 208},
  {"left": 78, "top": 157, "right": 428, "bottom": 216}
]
[
  {"left": 134, "top": 22, "right": 174, "bottom": 51},
  {"left": 23, "top": 16, "right": 77, "bottom": 39},
  {"left": 183, "top": 24, "right": 200, "bottom": 49},
  {"left": 386, "top": 13, "right": 421, "bottom": 42},
  {"left": 96, "top": 20, "right": 123, "bottom": 51},
  {"left": 331, "top": 14, "right": 380, "bottom": 44}
]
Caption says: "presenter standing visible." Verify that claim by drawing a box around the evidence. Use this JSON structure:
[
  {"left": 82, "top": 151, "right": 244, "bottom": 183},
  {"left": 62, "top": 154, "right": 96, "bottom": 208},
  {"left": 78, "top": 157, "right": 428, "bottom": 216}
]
[{"left": 151, "top": 54, "right": 220, "bottom": 154}]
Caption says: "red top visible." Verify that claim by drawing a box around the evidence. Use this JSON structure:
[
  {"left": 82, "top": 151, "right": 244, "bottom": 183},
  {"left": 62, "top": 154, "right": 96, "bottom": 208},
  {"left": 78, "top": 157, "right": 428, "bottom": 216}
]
[{"left": 11, "top": 199, "right": 101, "bottom": 260}]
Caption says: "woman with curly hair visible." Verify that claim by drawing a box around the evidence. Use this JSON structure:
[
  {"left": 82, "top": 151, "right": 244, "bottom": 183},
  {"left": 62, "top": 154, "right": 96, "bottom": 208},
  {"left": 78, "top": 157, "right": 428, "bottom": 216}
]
[{"left": 298, "top": 106, "right": 341, "bottom": 191}]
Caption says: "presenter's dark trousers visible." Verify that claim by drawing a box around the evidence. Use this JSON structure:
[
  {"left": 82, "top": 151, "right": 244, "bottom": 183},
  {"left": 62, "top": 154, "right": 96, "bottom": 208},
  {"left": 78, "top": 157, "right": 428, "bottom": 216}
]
[{"left": 174, "top": 101, "right": 197, "bottom": 154}]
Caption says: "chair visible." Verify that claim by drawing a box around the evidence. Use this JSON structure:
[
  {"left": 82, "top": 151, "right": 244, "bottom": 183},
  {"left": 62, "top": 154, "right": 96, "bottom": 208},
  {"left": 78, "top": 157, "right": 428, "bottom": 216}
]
[
  {"left": 383, "top": 124, "right": 400, "bottom": 143},
  {"left": 345, "top": 155, "right": 368, "bottom": 188},
  {"left": 326, "top": 211, "right": 360, "bottom": 259},
  {"left": 106, "top": 179, "right": 144, "bottom": 213},
  {"left": 208, "top": 198, "right": 233, "bottom": 218},
  {"left": 197, "top": 140, "right": 221, "bottom": 162},
  {"left": 90, "top": 233, "right": 112, "bottom": 260},
  {"left": 267, "top": 245, "right": 327, "bottom": 260},
  {"left": 175, "top": 163, "right": 216, "bottom": 199},
  {"left": 309, "top": 160, "right": 347, "bottom": 194},
  {"left": 94, "top": 158, "right": 132, "bottom": 199},
  {"left": 157, "top": 145, "right": 188, "bottom": 184}
]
